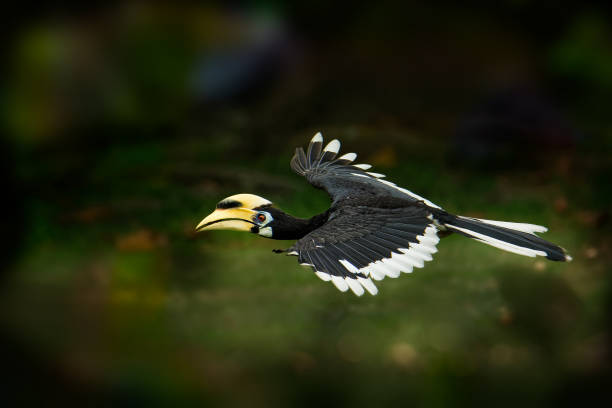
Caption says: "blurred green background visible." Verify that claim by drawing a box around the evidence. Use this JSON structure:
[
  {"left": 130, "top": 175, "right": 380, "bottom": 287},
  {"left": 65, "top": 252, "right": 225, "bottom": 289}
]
[{"left": 2, "top": 2, "right": 611, "bottom": 406}]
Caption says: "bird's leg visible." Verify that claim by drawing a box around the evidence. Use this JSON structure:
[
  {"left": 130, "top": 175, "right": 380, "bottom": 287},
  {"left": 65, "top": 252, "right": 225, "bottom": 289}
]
[{"left": 272, "top": 248, "right": 287, "bottom": 254}]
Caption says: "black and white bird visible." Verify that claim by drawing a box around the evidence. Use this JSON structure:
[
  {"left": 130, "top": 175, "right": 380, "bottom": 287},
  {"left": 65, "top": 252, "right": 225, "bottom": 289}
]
[{"left": 196, "top": 132, "right": 571, "bottom": 296}]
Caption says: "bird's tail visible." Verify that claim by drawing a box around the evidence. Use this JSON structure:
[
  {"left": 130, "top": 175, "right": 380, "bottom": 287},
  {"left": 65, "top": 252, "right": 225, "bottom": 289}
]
[{"left": 442, "top": 215, "right": 572, "bottom": 261}]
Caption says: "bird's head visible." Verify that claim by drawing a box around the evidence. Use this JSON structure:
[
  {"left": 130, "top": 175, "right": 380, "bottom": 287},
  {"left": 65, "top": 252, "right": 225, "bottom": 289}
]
[{"left": 195, "top": 193, "right": 277, "bottom": 237}]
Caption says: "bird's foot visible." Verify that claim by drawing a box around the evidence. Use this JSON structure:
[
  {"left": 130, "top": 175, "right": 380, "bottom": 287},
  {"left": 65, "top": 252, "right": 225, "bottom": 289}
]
[{"left": 272, "top": 248, "right": 286, "bottom": 254}]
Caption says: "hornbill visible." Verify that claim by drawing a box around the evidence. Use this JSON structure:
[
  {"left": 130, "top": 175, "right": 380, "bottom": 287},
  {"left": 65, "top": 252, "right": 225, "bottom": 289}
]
[{"left": 196, "top": 132, "right": 571, "bottom": 296}]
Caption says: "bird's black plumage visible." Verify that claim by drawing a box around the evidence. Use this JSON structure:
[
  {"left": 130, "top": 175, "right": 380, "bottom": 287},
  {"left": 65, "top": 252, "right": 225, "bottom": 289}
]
[
  {"left": 284, "top": 133, "right": 570, "bottom": 295},
  {"left": 283, "top": 133, "right": 446, "bottom": 294},
  {"left": 197, "top": 132, "right": 571, "bottom": 296}
]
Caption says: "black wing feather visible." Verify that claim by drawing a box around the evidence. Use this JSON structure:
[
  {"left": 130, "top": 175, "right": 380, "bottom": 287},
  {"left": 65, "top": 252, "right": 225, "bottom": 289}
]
[
  {"left": 352, "top": 237, "right": 392, "bottom": 259},
  {"left": 291, "top": 134, "right": 440, "bottom": 208},
  {"left": 288, "top": 205, "right": 440, "bottom": 295},
  {"left": 306, "top": 137, "right": 322, "bottom": 166}
]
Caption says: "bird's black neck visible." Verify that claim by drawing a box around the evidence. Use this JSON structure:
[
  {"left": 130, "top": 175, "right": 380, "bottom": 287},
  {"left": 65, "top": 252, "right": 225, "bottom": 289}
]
[{"left": 266, "top": 208, "right": 329, "bottom": 240}]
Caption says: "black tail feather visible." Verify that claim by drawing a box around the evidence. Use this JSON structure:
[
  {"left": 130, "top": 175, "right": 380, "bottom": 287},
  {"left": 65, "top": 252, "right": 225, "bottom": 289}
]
[{"left": 444, "top": 216, "right": 571, "bottom": 261}]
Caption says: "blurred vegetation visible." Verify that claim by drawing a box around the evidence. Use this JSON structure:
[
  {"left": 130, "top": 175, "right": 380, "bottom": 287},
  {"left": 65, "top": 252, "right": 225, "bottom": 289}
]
[{"left": 2, "top": 2, "right": 611, "bottom": 407}]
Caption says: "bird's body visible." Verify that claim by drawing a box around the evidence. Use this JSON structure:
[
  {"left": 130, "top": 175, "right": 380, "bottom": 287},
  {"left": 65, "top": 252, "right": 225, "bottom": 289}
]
[{"left": 197, "top": 132, "right": 571, "bottom": 296}]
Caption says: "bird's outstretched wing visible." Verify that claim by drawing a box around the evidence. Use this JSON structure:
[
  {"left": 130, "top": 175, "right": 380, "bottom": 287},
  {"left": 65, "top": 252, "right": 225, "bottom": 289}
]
[
  {"left": 287, "top": 205, "right": 440, "bottom": 296},
  {"left": 290, "top": 132, "right": 441, "bottom": 208}
]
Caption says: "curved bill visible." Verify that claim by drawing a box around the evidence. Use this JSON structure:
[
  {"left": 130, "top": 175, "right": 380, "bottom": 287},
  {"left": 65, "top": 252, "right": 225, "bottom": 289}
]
[{"left": 195, "top": 208, "right": 257, "bottom": 232}]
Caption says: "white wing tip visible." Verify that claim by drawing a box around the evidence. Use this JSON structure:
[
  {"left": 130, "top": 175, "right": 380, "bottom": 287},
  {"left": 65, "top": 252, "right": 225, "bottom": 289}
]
[
  {"left": 368, "top": 268, "right": 385, "bottom": 281},
  {"left": 353, "top": 163, "right": 372, "bottom": 170},
  {"left": 331, "top": 275, "right": 349, "bottom": 292},
  {"left": 339, "top": 152, "right": 357, "bottom": 162},
  {"left": 324, "top": 139, "right": 341, "bottom": 154},
  {"left": 315, "top": 271, "right": 332, "bottom": 281},
  {"left": 345, "top": 277, "right": 365, "bottom": 296},
  {"left": 339, "top": 259, "right": 359, "bottom": 273},
  {"left": 357, "top": 277, "right": 378, "bottom": 295},
  {"left": 311, "top": 132, "right": 323, "bottom": 143}
]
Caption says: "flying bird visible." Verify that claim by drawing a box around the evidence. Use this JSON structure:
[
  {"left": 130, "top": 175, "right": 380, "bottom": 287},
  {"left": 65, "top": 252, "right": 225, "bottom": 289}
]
[{"left": 196, "top": 132, "right": 571, "bottom": 296}]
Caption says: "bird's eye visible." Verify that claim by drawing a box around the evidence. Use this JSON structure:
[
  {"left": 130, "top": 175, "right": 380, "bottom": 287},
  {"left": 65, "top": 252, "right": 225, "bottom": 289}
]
[{"left": 256, "top": 213, "right": 267, "bottom": 223}]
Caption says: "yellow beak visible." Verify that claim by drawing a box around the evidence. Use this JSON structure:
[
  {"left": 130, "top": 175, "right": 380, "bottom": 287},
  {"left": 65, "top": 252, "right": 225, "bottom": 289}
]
[{"left": 195, "top": 208, "right": 257, "bottom": 232}]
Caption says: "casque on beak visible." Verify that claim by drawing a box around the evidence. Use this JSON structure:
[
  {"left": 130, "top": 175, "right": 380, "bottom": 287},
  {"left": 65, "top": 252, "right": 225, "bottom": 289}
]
[{"left": 195, "top": 207, "right": 257, "bottom": 232}]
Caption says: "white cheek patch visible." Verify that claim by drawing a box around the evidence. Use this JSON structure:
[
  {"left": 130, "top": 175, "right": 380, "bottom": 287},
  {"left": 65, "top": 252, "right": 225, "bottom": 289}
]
[{"left": 259, "top": 227, "right": 273, "bottom": 237}]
